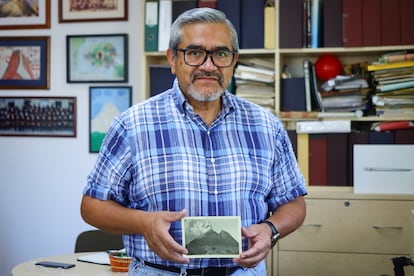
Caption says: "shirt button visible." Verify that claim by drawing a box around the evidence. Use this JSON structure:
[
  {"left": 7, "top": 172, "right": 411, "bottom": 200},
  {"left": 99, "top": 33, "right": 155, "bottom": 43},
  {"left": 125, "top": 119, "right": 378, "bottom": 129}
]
[
  {"left": 210, "top": 158, "right": 215, "bottom": 163},
  {"left": 214, "top": 190, "right": 219, "bottom": 195}
]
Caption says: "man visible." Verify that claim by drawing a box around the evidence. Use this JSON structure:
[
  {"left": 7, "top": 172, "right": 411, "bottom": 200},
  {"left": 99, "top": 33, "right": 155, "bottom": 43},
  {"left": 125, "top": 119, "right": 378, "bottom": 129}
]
[{"left": 81, "top": 7, "right": 307, "bottom": 276}]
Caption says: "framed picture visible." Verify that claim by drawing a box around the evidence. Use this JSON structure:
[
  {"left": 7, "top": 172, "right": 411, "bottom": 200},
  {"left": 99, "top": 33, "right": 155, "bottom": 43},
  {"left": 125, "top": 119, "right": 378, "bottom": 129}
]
[
  {"left": 0, "top": 0, "right": 50, "bottom": 30},
  {"left": 59, "top": 0, "right": 127, "bottom": 23},
  {"left": 0, "top": 36, "right": 50, "bottom": 89},
  {"left": 67, "top": 34, "right": 128, "bottom": 83},
  {"left": 0, "top": 96, "right": 76, "bottom": 137},
  {"left": 182, "top": 216, "right": 242, "bottom": 258},
  {"left": 89, "top": 86, "right": 132, "bottom": 153}
]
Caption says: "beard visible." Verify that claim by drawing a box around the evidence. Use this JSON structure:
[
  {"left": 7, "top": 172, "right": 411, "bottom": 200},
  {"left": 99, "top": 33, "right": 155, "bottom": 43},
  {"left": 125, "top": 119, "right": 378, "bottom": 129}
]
[{"left": 188, "top": 72, "right": 225, "bottom": 102}]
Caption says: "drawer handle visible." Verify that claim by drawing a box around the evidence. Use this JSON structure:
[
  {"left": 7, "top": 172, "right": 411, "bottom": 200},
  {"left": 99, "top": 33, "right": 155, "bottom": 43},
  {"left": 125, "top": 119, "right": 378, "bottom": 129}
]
[
  {"left": 302, "top": 223, "right": 322, "bottom": 227},
  {"left": 373, "top": 224, "right": 403, "bottom": 230}
]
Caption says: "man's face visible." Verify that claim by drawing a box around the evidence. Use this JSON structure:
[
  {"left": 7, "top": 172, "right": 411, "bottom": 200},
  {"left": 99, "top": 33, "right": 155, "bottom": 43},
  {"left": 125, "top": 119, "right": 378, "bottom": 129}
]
[{"left": 167, "top": 22, "right": 238, "bottom": 103}]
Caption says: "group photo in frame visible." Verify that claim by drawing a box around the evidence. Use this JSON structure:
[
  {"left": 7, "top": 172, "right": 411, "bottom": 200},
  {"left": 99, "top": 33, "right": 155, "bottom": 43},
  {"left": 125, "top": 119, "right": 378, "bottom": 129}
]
[
  {"left": 0, "top": 96, "right": 76, "bottom": 137},
  {"left": 67, "top": 34, "right": 128, "bottom": 83},
  {"left": 0, "top": 0, "right": 50, "bottom": 30},
  {"left": 89, "top": 86, "right": 132, "bottom": 153},
  {"left": 0, "top": 36, "right": 50, "bottom": 89},
  {"left": 59, "top": 0, "right": 128, "bottom": 23}
]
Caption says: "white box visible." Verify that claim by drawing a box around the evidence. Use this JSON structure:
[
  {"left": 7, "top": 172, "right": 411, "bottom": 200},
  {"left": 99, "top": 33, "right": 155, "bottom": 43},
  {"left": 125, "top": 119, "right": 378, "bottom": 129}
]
[{"left": 354, "top": 145, "right": 414, "bottom": 194}]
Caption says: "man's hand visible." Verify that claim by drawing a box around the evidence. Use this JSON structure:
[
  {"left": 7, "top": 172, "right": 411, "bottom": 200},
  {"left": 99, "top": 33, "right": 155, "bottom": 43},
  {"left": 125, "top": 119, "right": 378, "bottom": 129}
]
[
  {"left": 233, "top": 223, "right": 272, "bottom": 268},
  {"left": 143, "top": 209, "right": 190, "bottom": 264}
]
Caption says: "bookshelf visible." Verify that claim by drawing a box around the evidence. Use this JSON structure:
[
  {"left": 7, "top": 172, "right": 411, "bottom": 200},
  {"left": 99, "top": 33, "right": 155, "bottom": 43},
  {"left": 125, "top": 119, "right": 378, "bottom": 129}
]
[{"left": 141, "top": 2, "right": 414, "bottom": 274}]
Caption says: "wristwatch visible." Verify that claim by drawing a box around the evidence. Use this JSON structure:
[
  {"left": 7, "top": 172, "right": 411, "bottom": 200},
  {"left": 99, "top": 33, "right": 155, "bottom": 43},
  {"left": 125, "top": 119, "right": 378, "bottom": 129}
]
[{"left": 261, "top": 220, "right": 281, "bottom": 248}]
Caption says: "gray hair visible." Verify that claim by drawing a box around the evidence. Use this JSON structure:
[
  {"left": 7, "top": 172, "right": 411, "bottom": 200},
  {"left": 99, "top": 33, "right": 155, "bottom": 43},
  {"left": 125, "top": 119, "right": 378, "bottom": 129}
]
[{"left": 168, "top": 8, "right": 239, "bottom": 56}]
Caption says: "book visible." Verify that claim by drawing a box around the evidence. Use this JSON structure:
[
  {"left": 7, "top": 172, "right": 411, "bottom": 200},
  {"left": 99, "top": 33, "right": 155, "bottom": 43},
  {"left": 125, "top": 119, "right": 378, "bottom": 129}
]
[
  {"left": 400, "top": 0, "right": 414, "bottom": 45},
  {"left": 376, "top": 80, "right": 414, "bottom": 92},
  {"left": 197, "top": 0, "right": 216, "bottom": 8},
  {"left": 323, "top": 0, "right": 343, "bottom": 47},
  {"left": 368, "top": 131, "right": 395, "bottom": 144},
  {"left": 281, "top": 77, "right": 306, "bottom": 111},
  {"left": 216, "top": 0, "right": 241, "bottom": 46},
  {"left": 310, "top": 0, "right": 323, "bottom": 48},
  {"left": 342, "top": 0, "right": 362, "bottom": 47},
  {"left": 309, "top": 134, "right": 328, "bottom": 185},
  {"left": 240, "top": 0, "right": 265, "bottom": 49},
  {"left": 303, "top": 59, "right": 312, "bottom": 112},
  {"left": 144, "top": 0, "right": 159, "bottom": 52},
  {"left": 310, "top": 61, "right": 324, "bottom": 111},
  {"left": 381, "top": 0, "right": 401, "bottom": 46},
  {"left": 303, "top": 0, "right": 311, "bottom": 48},
  {"left": 234, "top": 64, "right": 275, "bottom": 83},
  {"left": 367, "top": 61, "right": 414, "bottom": 71},
  {"left": 264, "top": 3, "right": 276, "bottom": 49},
  {"left": 327, "top": 133, "right": 349, "bottom": 186},
  {"left": 172, "top": 0, "right": 197, "bottom": 22},
  {"left": 362, "top": 0, "right": 381, "bottom": 46},
  {"left": 279, "top": 0, "right": 303, "bottom": 48},
  {"left": 378, "top": 53, "right": 414, "bottom": 64},
  {"left": 149, "top": 64, "right": 175, "bottom": 97},
  {"left": 158, "top": 0, "right": 172, "bottom": 51},
  {"left": 395, "top": 128, "right": 414, "bottom": 144},
  {"left": 296, "top": 120, "right": 351, "bottom": 134}
]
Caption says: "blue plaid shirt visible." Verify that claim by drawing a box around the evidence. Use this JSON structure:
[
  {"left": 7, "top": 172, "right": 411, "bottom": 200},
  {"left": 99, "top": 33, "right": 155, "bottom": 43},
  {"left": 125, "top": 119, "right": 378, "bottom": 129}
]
[{"left": 84, "top": 80, "right": 307, "bottom": 268}]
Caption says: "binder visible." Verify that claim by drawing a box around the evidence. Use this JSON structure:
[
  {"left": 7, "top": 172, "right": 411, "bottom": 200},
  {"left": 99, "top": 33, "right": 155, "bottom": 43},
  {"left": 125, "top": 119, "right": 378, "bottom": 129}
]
[
  {"left": 279, "top": 0, "right": 303, "bottom": 48},
  {"left": 400, "top": 0, "right": 414, "bottom": 45},
  {"left": 240, "top": 0, "right": 265, "bottom": 49},
  {"left": 323, "top": 0, "right": 343, "bottom": 47},
  {"left": 172, "top": 0, "right": 197, "bottom": 22},
  {"left": 149, "top": 64, "right": 175, "bottom": 97},
  {"left": 197, "top": 0, "right": 216, "bottom": 8},
  {"left": 309, "top": 134, "right": 328, "bottom": 186},
  {"left": 145, "top": 0, "right": 159, "bottom": 52},
  {"left": 158, "top": 0, "right": 172, "bottom": 52},
  {"left": 362, "top": 0, "right": 381, "bottom": 46},
  {"left": 343, "top": 0, "right": 362, "bottom": 47},
  {"left": 216, "top": 0, "right": 241, "bottom": 47},
  {"left": 381, "top": 0, "right": 401, "bottom": 46},
  {"left": 327, "top": 133, "right": 349, "bottom": 186}
]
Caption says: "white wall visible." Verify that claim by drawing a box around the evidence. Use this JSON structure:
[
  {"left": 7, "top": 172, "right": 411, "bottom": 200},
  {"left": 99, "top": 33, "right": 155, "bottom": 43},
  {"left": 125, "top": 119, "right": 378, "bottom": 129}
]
[{"left": 0, "top": 1, "right": 144, "bottom": 275}]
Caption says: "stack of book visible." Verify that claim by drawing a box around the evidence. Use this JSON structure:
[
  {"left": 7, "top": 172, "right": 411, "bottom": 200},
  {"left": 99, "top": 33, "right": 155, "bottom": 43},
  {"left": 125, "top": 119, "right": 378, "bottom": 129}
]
[
  {"left": 234, "top": 58, "right": 275, "bottom": 112},
  {"left": 368, "top": 53, "right": 414, "bottom": 116},
  {"left": 319, "top": 75, "right": 371, "bottom": 115}
]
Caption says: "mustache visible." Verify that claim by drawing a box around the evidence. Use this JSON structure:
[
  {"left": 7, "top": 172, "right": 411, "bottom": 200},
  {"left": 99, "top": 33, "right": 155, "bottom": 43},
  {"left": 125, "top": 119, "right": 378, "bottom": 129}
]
[{"left": 191, "top": 72, "right": 224, "bottom": 86}]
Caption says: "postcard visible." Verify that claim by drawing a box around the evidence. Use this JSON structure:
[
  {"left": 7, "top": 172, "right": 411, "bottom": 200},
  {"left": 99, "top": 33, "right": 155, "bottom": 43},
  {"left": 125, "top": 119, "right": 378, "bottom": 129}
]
[{"left": 182, "top": 216, "right": 242, "bottom": 258}]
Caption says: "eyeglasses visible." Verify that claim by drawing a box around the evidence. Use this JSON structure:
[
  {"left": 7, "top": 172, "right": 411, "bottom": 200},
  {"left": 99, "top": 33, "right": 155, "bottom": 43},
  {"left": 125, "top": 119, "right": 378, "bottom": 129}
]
[{"left": 176, "top": 48, "right": 237, "bottom": 68}]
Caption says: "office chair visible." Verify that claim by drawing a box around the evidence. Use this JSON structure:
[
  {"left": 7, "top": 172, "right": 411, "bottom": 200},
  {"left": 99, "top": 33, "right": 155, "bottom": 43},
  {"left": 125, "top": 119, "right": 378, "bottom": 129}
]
[{"left": 75, "top": 229, "right": 124, "bottom": 253}]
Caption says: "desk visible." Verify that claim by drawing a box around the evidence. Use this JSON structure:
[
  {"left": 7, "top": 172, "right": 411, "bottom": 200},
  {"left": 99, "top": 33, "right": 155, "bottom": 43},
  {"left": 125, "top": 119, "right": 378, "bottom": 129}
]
[{"left": 12, "top": 252, "right": 124, "bottom": 275}]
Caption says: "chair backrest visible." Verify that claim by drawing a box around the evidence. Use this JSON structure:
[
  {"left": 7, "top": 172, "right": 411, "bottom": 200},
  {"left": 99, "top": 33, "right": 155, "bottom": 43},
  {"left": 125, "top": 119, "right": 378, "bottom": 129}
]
[{"left": 75, "top": 229, "right": 124, "bottom": 253}]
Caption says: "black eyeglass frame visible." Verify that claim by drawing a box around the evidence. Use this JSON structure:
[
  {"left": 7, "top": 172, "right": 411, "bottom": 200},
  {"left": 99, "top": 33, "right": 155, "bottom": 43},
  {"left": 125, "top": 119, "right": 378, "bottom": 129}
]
[{"left": 176, "top": 48, "right": 238, "bottom": 68}]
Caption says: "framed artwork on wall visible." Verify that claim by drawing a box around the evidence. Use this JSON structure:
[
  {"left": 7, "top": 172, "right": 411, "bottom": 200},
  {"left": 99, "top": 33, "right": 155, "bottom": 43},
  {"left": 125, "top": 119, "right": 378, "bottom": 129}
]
[
  {"left": 0, "top": 96, "right": 77, "bottom": 137},
  {"left": 67, "top": 34, "right": 128, "bottom": 83},
  {"left": 0, "top": 0, "right": 50, "bottom": 29},
  {"left": 89, "top": 86, "right": 132, "bottom": 153},
  {"left": 0, "top": 36, "right": 50, "bottom": 89},
  {"left": 59, "top": 0, "right": 128, "bottom": 23}
]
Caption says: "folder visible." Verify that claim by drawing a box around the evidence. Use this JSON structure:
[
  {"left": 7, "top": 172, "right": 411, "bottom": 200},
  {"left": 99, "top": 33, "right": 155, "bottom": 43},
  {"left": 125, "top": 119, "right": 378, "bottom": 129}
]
[
  {"left": 281, "top": 77, "right": 306, "bottom": 111},
  {"left": 381, "top": 0, "right": 401, "bottom": 46},
  {"left": 145, "top": 0, "right": 159, "bottom": 52},
  {"left": 158, "top": 0, "right": 172, "bottom": 52}
]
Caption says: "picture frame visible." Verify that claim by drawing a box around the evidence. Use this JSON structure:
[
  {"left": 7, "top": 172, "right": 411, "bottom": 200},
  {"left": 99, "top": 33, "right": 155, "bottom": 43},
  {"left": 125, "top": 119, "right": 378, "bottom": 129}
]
[
  {"left": 59, "top": 0, "right": 128, "bottom": 23},
  {"left": 0, "top": 96, "right": 76, "bottom": 137},
  {"left": 89, "top": 86, "right": 132, "bottom": 153},
  {"left": 67, "top": 34, "right": 128, "bottom": 83},
  {"left": 0, "top": 36, "right": 50, "bottom": 89},
  {"left": 182, "top": 216, "right": 242, "bottom": 258},
  {"left": 0, "top": 0, "right": 50, "bottom": 30}
]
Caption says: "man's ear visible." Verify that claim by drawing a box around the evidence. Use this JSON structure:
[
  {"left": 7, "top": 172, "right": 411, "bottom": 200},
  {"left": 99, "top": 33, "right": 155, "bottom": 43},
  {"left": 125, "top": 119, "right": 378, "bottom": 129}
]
[{"left": 166, "top": 49, "right": 176, "bottom": 74}]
